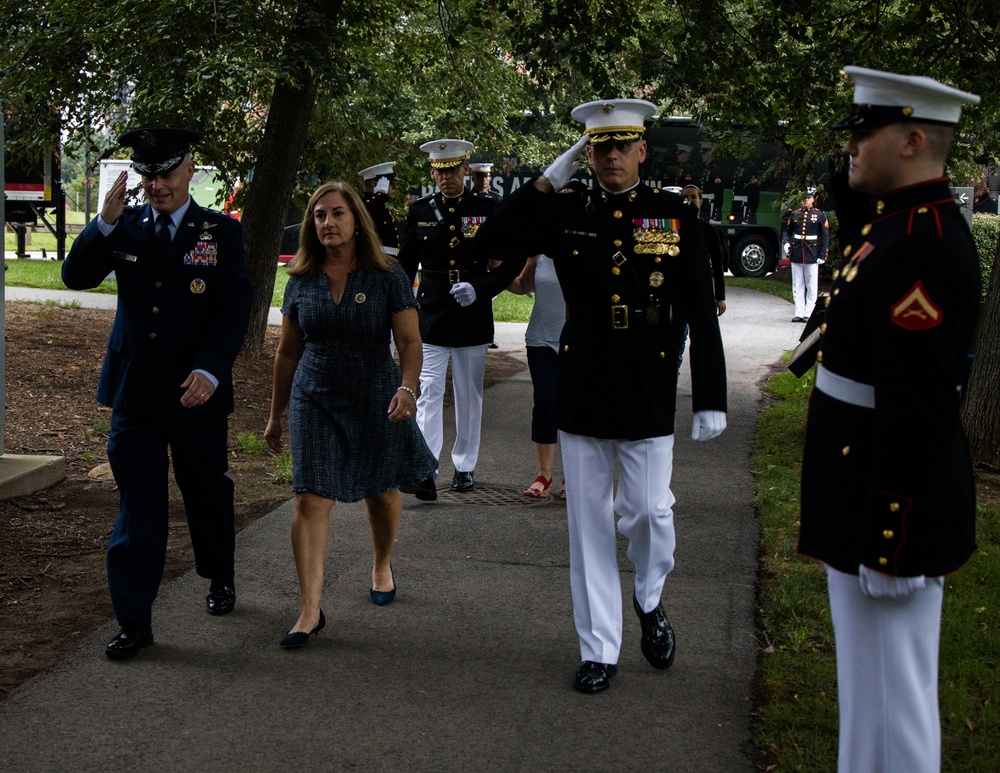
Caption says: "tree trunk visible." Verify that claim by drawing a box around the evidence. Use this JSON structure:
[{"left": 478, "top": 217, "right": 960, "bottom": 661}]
[
  {"left": 962, "top": 228, "right": 1000, "bottom": 468},
  {"left": 239, "top": 0, "right": 344, "bottom": 356}
]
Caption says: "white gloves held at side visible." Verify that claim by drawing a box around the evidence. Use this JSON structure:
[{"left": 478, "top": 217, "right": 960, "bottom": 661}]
[
  {"left": 450, "top": 282, "right": 477, "bottom": 307},
  {"left": 691, "top": 410, "right": 726, "bottom": 441},
  {"left": 543, "top": 134, "right": 590, "bottom": 191},
  {"left": 374, "top": 176, "right": 391, "bottom": 195},
  {"left": 858, "top": 565, "right": 926, "bottom": 600}
]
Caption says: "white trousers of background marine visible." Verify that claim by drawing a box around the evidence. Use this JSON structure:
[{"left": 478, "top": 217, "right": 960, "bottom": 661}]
[
  {"left": 790, "top": 262, "right": 818, "bottom": 320},
  {"left": 416, "top": 343, "right": 487, "bottom": 474},
  {"left": 560, "top": 431, "right": 676, "bottom": 665},
  {"left": 826, "top": 566, "right": 944, "bottom": 773}
]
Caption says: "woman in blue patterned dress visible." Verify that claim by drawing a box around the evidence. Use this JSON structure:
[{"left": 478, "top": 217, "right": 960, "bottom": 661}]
[{"left": 265, "top": 181, "right": 436, "bottom": 647}]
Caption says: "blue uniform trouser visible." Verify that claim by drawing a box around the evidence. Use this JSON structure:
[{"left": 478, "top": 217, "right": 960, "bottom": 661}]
[{"left": 106, "top": 412, "right": 235, "bottom": 627}]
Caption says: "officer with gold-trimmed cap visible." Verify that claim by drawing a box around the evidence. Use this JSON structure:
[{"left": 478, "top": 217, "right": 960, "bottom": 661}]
[
  {"left": 476, "top": 99, "right": 727, "bottom": 694},
  {"left": 62, "top": 126, "right": 252, "bottom": 660},
  {"left": 398, "top": 139, "right": 524, "bottom": 499},
  {"left": 358, "top": 161, "right": 400, "bottom": 255},
  {"left": 469, "top": 162, "right": 500, "bottom": 201},
  {"left": 798, "top": 67, "right": 981, "bottom": 773}
]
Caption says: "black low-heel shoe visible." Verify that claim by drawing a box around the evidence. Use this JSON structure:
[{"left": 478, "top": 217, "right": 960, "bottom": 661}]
[
  {"left": 370, "top": 567, "right": 397, "bottom": 606},
  {"left": 279, "top": 609, "right": 326, "bottom": 649}
]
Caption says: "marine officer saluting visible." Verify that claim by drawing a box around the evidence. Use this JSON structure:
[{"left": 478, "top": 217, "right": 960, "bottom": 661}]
[
  {"left": 359, "top": 160, "right": 400, "bottom": 255},
  {"left": 63, "top": 127, "right": 252, "bottom": 659},
  {"left": 398, "top": 140, "right": 523, "bottom": 499},
  {"left": 798, "top": 67, "right": 981, "bottom": 772},
  {"left": 477, "top": 99, "right": 727, "bottom": 693}
]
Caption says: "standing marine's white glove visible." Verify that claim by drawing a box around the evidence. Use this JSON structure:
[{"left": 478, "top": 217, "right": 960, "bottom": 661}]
[
  {"left": 450, "top": 282, "right": 477, "bottom": 307},
  {"left": 543, "top": 134, "right": 590, "bottom": 191},
  {"left": 782, "top": 242, "right": 791, "bottom": 257},
  {"left": 374, "top": 176, "right": 391, "bottom": 195},
  {"left": 691, "top": 410, "right": 726, "bottom": 441},
  {"left": 858, "top": 565, "right": 926, "bottom": 600}
]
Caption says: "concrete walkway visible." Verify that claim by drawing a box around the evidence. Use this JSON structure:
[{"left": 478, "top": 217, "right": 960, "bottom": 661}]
[{"left": 0, "top": 285, "right": 801, "bottom": 772}]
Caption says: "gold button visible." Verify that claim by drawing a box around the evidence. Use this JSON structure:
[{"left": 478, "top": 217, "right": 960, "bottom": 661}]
[
  {"left": 654, "top": 257, "right": 662, "bottom": 263},
  {"left": 612, "top": 267, "right": 620, "bottom": 275},
  {"left": 843, "top": 245, "right": 852, "bottom": 257},
  {"left": 611, "top": 294, "right": 620, "bottom": 303},
  {"left": 841, "top": 445, "right": 850, "bottom": 456},
  {"left": 820, "top": 323, "right": 827, "bottom": 334},
  {"left": 825, "top": 297, "right": 831, "bottom": 307},
  {"left": 833, "top": 269, "right": 840, "bottom": 280},
  {"left": 917, "top": 207, "right": 928, "bottom": 214},
  {"left": 878, "top": 557, "right": 888, "bottom": 566},
  {"left": 449, "top": 207, "right": 455, "bottom": 213},
  {"left": 876, "top": 201, "right": 885, "bottom": 214},
  {"left": 563, "top": 345, "right": 569, "bottom": 352},
  {"left": 572, "top": 250, "right": 579, "bottom": 256},
  {"left": 861, "top": 224, "right": 871, "bottom": 235},
  {"left": 833, "top": 288, "right": 840, "bottom": 296},
  {"left": 660, "top": 352, "right": 666, "bottom": 358},
  {"left": 613, "top": 210, "right": 623, "bottom": 219},
  {"left": 883, "top": 530, "right": 894, "bottom": 540},
  {"left": 889, "top": 502, "right": 900, "bottom": 512},
  {"left": 450, "top": 225, "right": 456, "bottom": 231},
  {"left": 613, "top": 239, "right": 622, "bottom": 247},
  {"left": 817, "top": 351, "right": 823, "bottom": 363},
  {"left": 450, "top": 260, "right": 456, "bottom": 266}
]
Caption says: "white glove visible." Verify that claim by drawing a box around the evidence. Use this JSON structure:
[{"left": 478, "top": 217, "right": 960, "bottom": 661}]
[
  {"left": 691, "top": 410, "right": 726, "bottom": 441},
  {"left": 450, "top": 282, "right": 477, "bottom": 307},
  {"left": 374, "top": 176, "right": 390, "bottom": 195},
  {"left": 818, "top": 258, "right": 826, "bottom": 265},
  {"left": 858, "top": 565, "right": 926, "bottom": 600},
  {"left": 782, "top": 243, "right": 790, "bottom": 257},
  {"left": 543, "top": 134, "right": 589, "bottom": 191}
]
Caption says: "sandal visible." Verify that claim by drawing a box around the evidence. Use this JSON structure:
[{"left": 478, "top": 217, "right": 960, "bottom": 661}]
[
  {"left": 559, "top": 480, "right": 566, "bottom": 500},
  {"left": 522, "top": 474, "right": 553, "bottom": 499}
]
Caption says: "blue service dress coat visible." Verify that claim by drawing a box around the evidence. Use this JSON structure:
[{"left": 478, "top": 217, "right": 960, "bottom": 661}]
[
  {"left": 476, "top": 181, "right": 727, "bottom": 440},
  {"left": 798, "top": 178, "right": 980, "bottom": 577},
  {"left": 62, "top": 199, "right": 252, "bottom": 420}
]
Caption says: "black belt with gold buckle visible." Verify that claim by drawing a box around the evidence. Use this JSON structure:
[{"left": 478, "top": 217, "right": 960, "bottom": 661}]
[
  {"left": 566, "top": 304, "right": 661, "bottom": 330},
  {"left": 419, "top": 268, "right": 485, "bottom": 284}
]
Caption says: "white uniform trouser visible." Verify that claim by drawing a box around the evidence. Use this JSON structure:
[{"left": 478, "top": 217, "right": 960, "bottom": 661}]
[
  {"left": 417, "top": 343, "right": 487, "bottom": 473},
  {"left": 790, "top": 261, "right": 818, "bottom": 319},
  {"left": 826, "top": 566, "right": 944, "bottom": 773},
  {"left": 560, "top": 431, "right": 676, "bottom": 665}
]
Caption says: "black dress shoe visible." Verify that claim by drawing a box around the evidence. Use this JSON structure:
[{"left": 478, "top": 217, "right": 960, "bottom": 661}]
[
  {"left": 206, "top": 580, "right": 236, "bottom": 616},
  {"left": 105, "top": 624, "right": 154, "bottom": 660},
  {"left": 450, "top": 470, "right": 474, "bottom": 492},
  {"left": 573, "top": 661, "right": 618, "bottom": 693},
  {"left": 280, "top": 609, "right": 325, "bottom": 649},
  {"left": 400, "top": 476, "right": 437, "bottom": 501},
  {"left": 633, "top": 595, "right": 676, "bottom": 670}
]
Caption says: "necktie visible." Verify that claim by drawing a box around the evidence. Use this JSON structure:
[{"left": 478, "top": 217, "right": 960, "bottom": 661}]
[{"left": 156, "top": 213, "right": 172, "bottom": 253}]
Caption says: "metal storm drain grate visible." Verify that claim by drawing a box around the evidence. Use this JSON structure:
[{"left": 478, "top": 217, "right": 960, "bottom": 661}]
[{"left": 434, "top": 484, "right": 561, "bottom": 507}]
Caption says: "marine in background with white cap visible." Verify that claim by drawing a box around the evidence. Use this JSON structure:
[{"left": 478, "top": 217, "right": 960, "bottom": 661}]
[
  {"left": 797, "top": 66, "right": 982, "bottom": 773},
  {"left": 358, "top": 161, "right": 400, "bottom": 255},
  {"left": 398, "top": 140, "right": 525, "bottom": 499},
  {"left": 781, "top": 186, "right": 830, "bottom": 322}
]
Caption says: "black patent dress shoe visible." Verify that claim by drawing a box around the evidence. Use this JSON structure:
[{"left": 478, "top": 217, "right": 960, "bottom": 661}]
[
  {"left": 280, "top": 609, "right": 326, "bottom": 649},
  {"left": 633, "top": 595, "right": 676, "bottom": 670},
  {"left": 573, "top": 661, "right": 618, "bottom": 693},
  {"left": 400, "top": 476, "right": 437, "bottom": 501},
  {"left": 206, "top": 580, "right": 236, "bottom": 616},
  {"left": 450, "top": 470, "right": 474, "bottom": 492},
  {"left": 105, "top": 624, "right": 154, "bottom": 660}
]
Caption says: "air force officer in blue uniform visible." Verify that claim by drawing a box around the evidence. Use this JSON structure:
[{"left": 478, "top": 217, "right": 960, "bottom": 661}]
[{"left": 62, "top": 128, "right": 252, "bottom": 660}]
